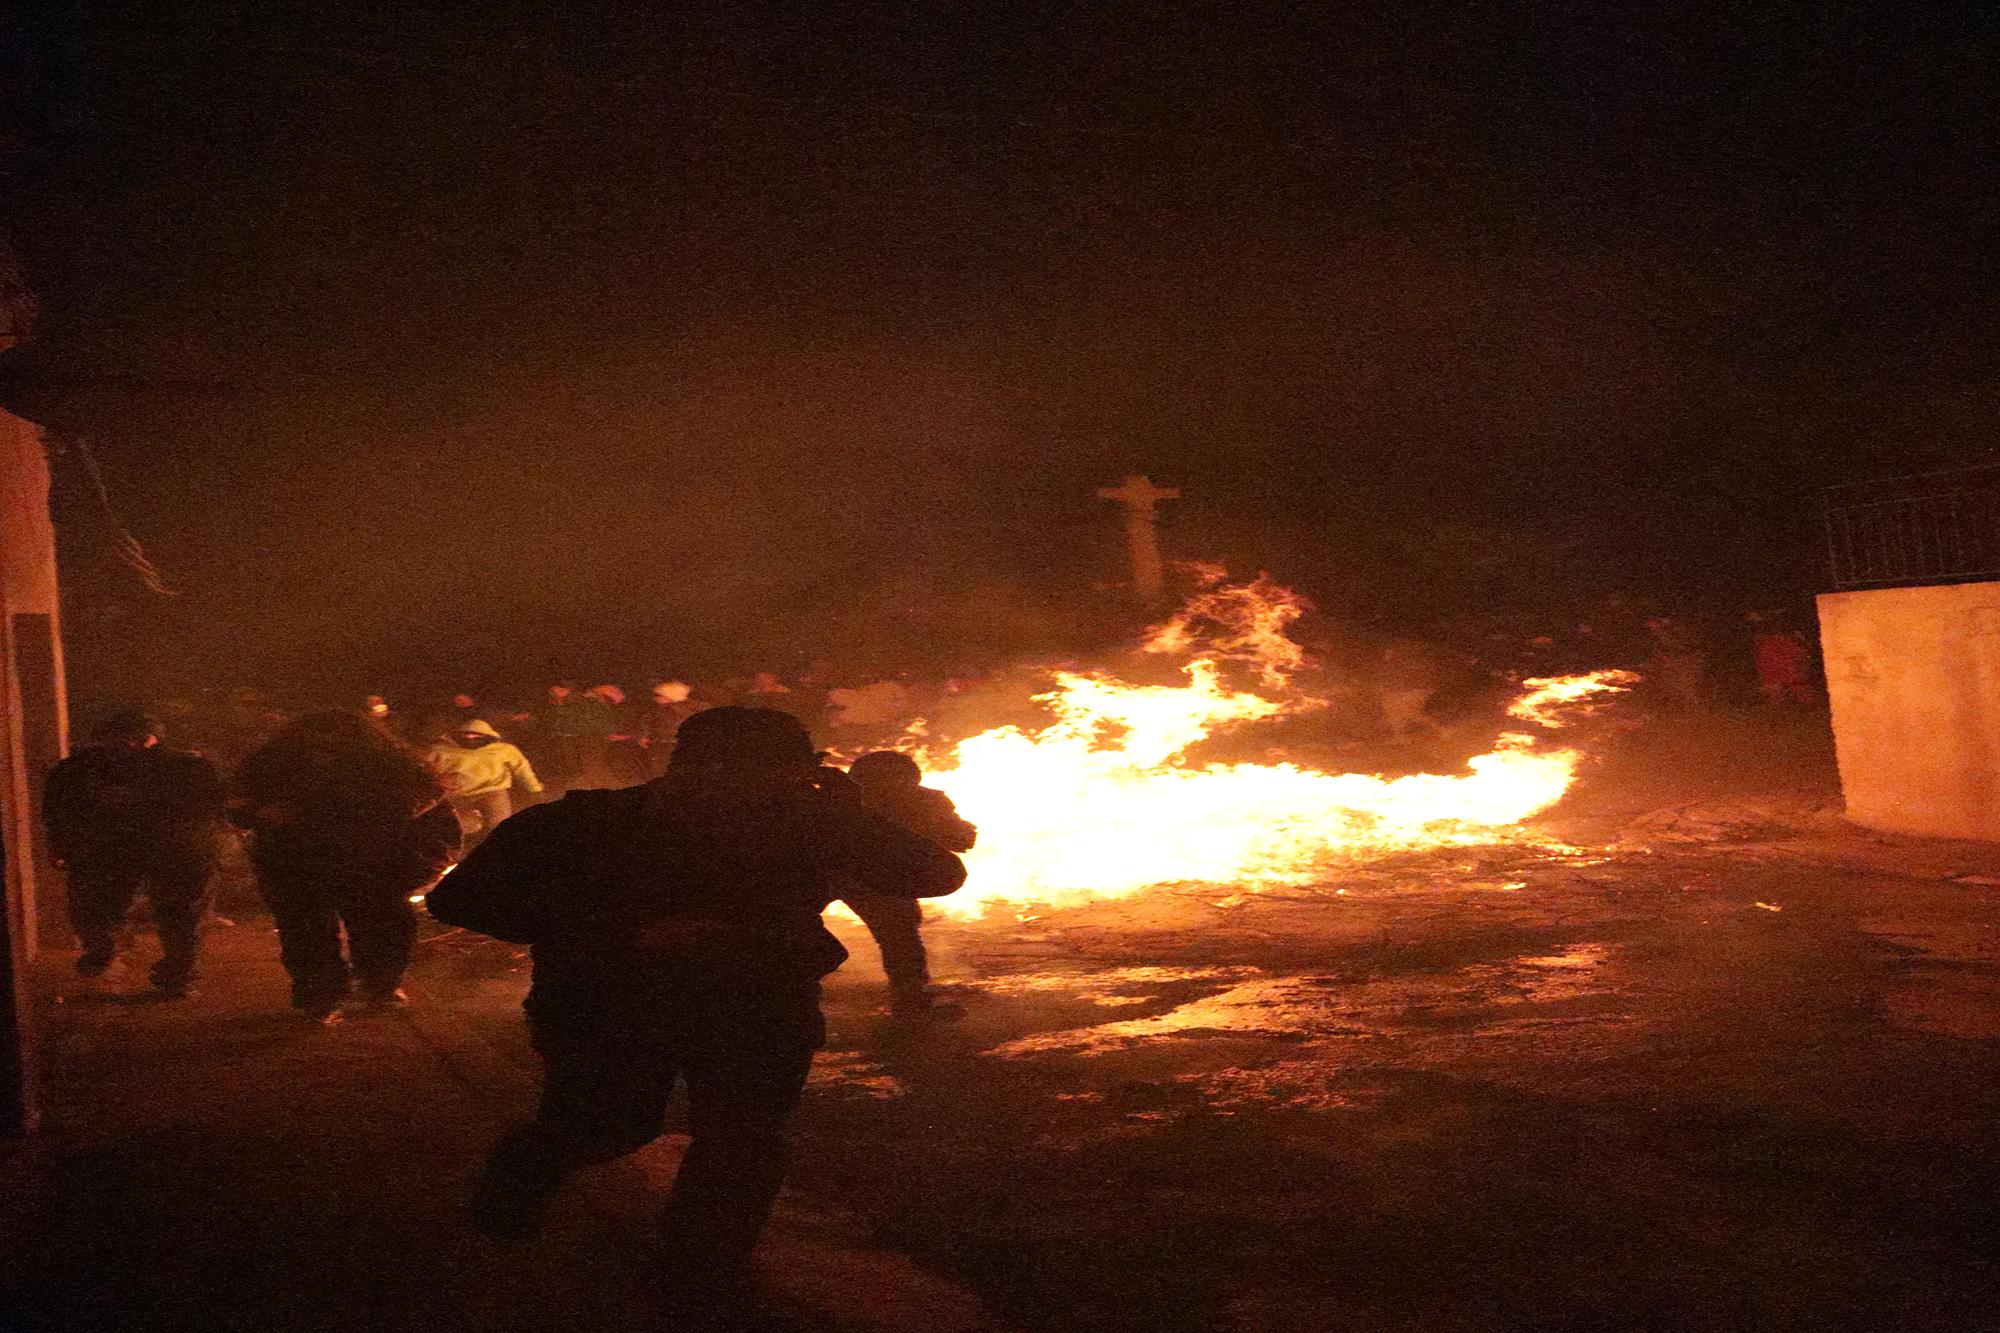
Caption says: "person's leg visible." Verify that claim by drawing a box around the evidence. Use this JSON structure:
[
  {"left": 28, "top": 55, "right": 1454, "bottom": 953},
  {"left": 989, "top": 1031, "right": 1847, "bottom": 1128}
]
[
  {"left": 471, "top": 1016, "right": 681, "bottom": 1238},
  {"left": 257, "top": 860, "right": 348, "bottom": 1015},
  {"left": 66, "top": 858, "right": 142, "bottom": 974},
  {"left": 843, "top": 893, "right": 933, "bottom": 1010},
  {"left": 661, "top": 1013, "right": 819, "bottom": 1274},
  {"left": 473, "top": 790, "right": 512, "bottom": 842},
  {"left": 338, "top": 879, "right": 419, "bottom": 1001},
  {"left": 143, "top": 845, "right": 217, "bottom": 995}
]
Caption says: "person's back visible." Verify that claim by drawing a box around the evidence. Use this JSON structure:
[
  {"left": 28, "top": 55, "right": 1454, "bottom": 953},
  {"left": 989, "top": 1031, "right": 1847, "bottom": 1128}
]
[
  {"left": 444, "top": 764, "right": 953, "bottom": 1007},
  {"left": 50, "top": 733, "right": 225, "bottom": 858},
  {"left": 235, "top": 712, "right": 457, "bottom": 1020},
  {"left": 45, "top": 743, "right": 149, "bottom": 861},
  {"left": 429, "top": 727, "right": 536, "bottom": 797},
  {"left": 427, "top": 707, "right": 964, "bottom": 1302},
  {"left": 44, "top": 712, "right": 227, "bottom": 995},
  {"left": 862, "top": 780, "right": 976, "bottom": 853},
  {"left": 236, "top": 723, "right": 444, "bottom": 861}
]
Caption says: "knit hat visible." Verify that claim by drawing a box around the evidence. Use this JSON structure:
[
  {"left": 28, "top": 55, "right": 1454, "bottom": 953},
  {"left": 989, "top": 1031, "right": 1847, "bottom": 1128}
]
[
  {"left": 848, "top": 750, "right": 923, "bottom": 788},
  {"left": 670, "top": 706, "right": 816, "bottom": 769}
]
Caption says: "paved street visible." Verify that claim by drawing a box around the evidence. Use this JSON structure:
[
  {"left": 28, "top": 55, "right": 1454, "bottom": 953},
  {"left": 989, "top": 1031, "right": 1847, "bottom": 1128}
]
[
  {"left": 422, "top": 802, "right": 2000, "bottom": 1332},
  {"left": 13, "top": 716, "right": 2000, "bottom": 1332},
  {"left": 3, "top": 921, "right": 1008, "bottom": 1333}
]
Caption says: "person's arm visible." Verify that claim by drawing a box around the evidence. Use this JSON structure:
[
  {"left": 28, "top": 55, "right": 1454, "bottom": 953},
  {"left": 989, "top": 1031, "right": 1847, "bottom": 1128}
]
[
  {"left": 914, "top": 788, "right": 978, "bottom": 853},
  {"left": 938, "top": 812, "right": 977, "bottom": 853},
  {"left": 815, "top": 795, "right": 967, "bottom": 899},
  {"left": 509, "top": 747, "right": 544, "bottom": 796},
  {"left": 424, "top": 800, "right": 566, "bottom": 942}
]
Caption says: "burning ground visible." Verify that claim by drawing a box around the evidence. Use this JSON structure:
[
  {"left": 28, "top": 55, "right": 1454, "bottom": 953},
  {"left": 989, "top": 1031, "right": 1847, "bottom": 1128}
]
[
  {"left": 792, "top": 722, "right": 2000, "bottom": 1333},
  {"left": 417, "top": 589, "right": 1998, "bottom": 1331},
  {"left": 422, "top": 734, "right": 2000, "bottom": 1331},
  {"left": 887, "top": 571, "right": 1639, "bottom": 913}
]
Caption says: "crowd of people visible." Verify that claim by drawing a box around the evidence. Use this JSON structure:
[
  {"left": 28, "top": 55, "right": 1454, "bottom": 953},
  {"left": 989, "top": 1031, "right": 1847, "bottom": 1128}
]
[
  {"left": 53, "top": 606, "right": 1818, "bottom": 1012},
  {"left": 40, "top": 606, "right": 1821, "bottom": 1312},
  {"left": 44, "top": 683, "right": 981, "bottom": 1019},
  {"left": 41, "top": 695, "right": 976, "bottom": 1310},
  {"left": 149, "top": 670, "right": 950, "bottom": 795}
]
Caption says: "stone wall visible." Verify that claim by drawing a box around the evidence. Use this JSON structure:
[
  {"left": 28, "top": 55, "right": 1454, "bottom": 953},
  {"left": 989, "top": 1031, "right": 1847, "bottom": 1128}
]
[{"left": 1818, "top": 580, "right": 2000, "bottom": 841}]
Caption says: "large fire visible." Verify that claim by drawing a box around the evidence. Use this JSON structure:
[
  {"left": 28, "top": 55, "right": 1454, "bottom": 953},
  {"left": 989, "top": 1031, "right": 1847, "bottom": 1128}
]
[{"left": 907, "top": 572, "right": 1635, "bottom": 914}]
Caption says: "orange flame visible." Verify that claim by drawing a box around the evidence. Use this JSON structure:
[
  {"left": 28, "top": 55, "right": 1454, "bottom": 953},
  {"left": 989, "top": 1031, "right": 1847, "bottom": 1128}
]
[
  {"left": 1507, "top": 670, "right": 1642, "bottom": 727},
  {"left": 1141, "top": 564, "right": 1312, "bottom": 686},
  {"left": 913, "top": 576, "right": 1632, "bottom": 914}
]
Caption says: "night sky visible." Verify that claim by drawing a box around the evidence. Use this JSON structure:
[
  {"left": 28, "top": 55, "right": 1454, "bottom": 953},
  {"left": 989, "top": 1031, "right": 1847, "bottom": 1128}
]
[{"left": 2, "top": 4, "right": 1993, "bottom": 704}]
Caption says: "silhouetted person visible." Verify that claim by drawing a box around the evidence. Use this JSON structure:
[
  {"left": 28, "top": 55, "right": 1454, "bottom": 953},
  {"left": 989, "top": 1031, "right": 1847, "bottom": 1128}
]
[
  {"left": 43, "top": 710, "right": 227, "bottom": 998},
  {"left": 839, "top": 751, "right": 978, "bottom": 1018},
  {"left": 637, "top": 680, "right": 700, "bottom": 778},
  {"left": 429, "top": 720, "right": 543, "bottom": 846},
  {"left": 1645, "top": 616, "right": 1708, "bottom": 711},
  {"left": 1751, "top": 617, "right": 1815, "bottom": 705},
  {"left": 541, "top": 682, "right": 617, "bottom": 789},
  {"left": 585, "top": 683, "right": 649, "bottom": 785},
  {"left": 234, "top": 712, "right": 461, "bottom": 1024},
  {"left": 428, "top": 707, "right": 964, "bottom": 1304}
]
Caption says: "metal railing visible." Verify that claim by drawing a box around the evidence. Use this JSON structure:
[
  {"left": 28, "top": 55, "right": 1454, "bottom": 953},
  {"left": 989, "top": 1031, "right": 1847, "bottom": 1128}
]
[{"left": 1825, "top": 462, "right": 2000, "bottom": 590}]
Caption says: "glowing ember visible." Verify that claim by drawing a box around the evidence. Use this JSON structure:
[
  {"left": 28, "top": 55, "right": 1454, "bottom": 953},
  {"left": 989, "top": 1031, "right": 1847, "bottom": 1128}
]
[{"left": 913, "top": 575, "right": 1634, "bottom": 914}]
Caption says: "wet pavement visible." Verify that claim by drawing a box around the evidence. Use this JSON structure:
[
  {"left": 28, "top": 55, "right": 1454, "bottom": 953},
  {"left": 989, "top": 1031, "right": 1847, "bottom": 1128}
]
[
  {"left": 6, "top": 922, "right": 1012, "bottom": 1333},
  {"left": 439, "top": 826, "right": 2000, "bottom": 1331}
]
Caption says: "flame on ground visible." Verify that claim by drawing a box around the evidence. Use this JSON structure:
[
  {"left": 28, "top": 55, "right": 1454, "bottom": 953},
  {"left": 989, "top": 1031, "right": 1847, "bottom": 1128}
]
[
  {"left": 1508, "top": 670, "right": 1642, "bottom": 728},
  {"left": 912, "top": 576, "right": 1635, "bottom": 915}
]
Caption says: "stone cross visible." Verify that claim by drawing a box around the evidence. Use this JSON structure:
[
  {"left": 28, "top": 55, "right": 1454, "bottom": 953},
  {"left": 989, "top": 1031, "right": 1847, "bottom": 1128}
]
[{"left": 1097, "top": 473, "right": 1180, "bottom": 602}]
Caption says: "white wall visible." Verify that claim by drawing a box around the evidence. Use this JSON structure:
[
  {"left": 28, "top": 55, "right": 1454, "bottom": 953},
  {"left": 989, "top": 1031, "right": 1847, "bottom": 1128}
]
[{"left": 1818, "top": 580, "right": 2000, "bottom": 841}]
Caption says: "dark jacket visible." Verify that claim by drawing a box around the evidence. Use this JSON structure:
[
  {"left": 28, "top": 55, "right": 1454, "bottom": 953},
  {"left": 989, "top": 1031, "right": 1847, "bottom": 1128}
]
[
  {"left": 43, "top": 745, "right": 227, "bottom": 864},
  {"left": 233, "top": 738, "right": 458, "bottom": 888},
  {"left": 426, "top": 769, "right": 966, "bottom": 1017},
  {"left": 863, "top": 784, "right": 977, "bottom": 854}
]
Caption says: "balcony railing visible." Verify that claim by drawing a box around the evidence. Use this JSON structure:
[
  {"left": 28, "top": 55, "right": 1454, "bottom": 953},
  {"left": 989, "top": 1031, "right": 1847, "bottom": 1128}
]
[{"left": 1825, "top": 462, "right": 2000, "bottom": 590}]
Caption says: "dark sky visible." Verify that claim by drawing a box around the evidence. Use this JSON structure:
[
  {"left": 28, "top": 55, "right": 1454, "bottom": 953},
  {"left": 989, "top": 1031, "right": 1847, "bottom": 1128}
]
[{"left": 2, "top": 3, "right": 1994, "bottom": 703}]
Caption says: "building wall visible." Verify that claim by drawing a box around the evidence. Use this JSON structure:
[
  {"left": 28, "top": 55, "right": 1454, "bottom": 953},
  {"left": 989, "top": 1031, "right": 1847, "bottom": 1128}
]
[
  {"left": 1818, "top": 580, "right": 2000, "bottom": 841},
  {"left": 3, "top": 409, "right": 66, "bottom": 947},
  {"left": 2, "top": 406, "right": 61, "bottom": 1134}
]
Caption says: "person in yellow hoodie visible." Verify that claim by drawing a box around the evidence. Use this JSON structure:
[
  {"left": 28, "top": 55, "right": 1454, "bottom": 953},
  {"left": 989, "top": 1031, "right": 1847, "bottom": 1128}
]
[{"left": 429, "top": 720, "right": 543, "bottom": 846}]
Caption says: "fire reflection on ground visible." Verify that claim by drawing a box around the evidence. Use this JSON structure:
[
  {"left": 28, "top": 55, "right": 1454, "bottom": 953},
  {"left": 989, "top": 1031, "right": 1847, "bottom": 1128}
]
[
  {"left": 791, "top": 832, "right": 2000, "bottom": 1332},
  {"left": 426, "top": 791, "right": 2000, "bottom": 1333}
]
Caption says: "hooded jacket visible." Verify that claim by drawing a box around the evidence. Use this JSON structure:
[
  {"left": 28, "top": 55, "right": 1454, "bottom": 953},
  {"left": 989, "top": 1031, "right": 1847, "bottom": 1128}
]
[
  {"left": 429, "top": 722, "right": 542, "bottom": 799},
  {"left": 426, "top": 767, "right": 966, "bottom": 1020}
]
